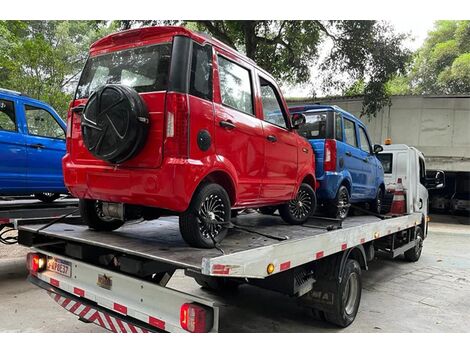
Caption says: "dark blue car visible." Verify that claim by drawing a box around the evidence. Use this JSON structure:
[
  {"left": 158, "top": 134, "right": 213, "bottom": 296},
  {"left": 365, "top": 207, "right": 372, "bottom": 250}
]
[
  {"left": 0, "top": 88, "right": 67, "bottom": 202},
  {"left": 290, "top": 105, "right": 385, "bottom": 219}
]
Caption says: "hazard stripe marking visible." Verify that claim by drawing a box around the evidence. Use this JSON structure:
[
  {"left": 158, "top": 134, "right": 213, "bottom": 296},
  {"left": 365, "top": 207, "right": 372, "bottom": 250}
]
[{"left": 113, "top": 302, "right": 127, "bottom": 315}]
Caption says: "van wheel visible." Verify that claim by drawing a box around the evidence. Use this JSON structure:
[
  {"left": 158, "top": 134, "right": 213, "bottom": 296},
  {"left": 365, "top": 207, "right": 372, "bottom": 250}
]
[
  {"left": 404, "top": 227, "right": 424, "bottom": 262},
  {"left": 370, "top": 188, "right": 383, "bottom": 214},
  {"left": 279, "top": 183, "right": 316, "bottom": 225},
  {"left": 323, "top": 259, "right": 362, "bottom": 327},
  {"left": 179, "top": 183, "right": 231, "bottom": 248},
  {"left": 79, "top": 199, "right": 124, "bottom": 231},
  {"left": 327, "top": 185, "right": 350, "bottom": 220},
  {"left": 34, "top": 193, "right": 61, "bottom": 203}
]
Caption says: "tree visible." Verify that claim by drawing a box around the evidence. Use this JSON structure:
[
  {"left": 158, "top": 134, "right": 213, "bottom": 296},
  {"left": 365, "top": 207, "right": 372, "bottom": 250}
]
[
  {"left": 118, "top": 20, "right": 410, "bottom": 116},
  {"left": 409, "top": 20, "right": 470, "bottom": 94},
  {"left": 0, "top": 21, "right": 116, "bottom": 117}
]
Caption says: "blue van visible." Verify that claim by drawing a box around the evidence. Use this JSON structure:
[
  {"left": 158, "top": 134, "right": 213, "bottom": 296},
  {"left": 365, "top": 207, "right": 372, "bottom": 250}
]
[
  {"left": 0, "top": 88, "right": 67, "bottom": 202},
  {"left": 290, "top": 105, "right": 385, "bottom": 219}
]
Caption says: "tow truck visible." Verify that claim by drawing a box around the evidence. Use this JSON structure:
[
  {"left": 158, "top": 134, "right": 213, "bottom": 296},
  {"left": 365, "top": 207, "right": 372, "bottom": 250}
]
[{"left": 17, "top": 144, "right": 443, "bottom": 333}]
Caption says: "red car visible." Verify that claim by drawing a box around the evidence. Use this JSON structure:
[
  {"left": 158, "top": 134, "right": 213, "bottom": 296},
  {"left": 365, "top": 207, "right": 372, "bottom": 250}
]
[{"left": 64, "top": 26, "right": 316, "bottom": 248}]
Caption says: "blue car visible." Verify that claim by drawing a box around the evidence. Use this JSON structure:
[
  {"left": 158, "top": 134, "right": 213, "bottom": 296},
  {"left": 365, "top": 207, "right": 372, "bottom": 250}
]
[
  {"left": 290, "top": 105, "right": 385, "bottom": 219},
  {"left": 0, "top": 88, "right": 67, "bottom": 202}
]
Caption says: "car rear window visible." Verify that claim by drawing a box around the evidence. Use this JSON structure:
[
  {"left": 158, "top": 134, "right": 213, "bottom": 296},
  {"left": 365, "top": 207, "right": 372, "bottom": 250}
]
[
  {"left": 377, "top": 153, "right": 393, "bottom": 174},
  {"left": 76, "top": 44, "right": 172, "bottom": 99},
  {"left": 297, "top": 112, "right": 327, "bottom": 139}
]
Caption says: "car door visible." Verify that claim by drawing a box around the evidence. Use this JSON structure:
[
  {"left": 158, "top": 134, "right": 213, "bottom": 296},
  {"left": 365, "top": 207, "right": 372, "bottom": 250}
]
[
  {"left": 339, "top": 116, "right": 364, "bottom": 200},
  {"left": 257, "top": 73, "right": 298, "bottom": 201},
  {"left": 23, "top": 102, "right": 66, "bottom": 191},
  {"left": 357, "top": 125, "right": 377, "bottom": 199},
  {"left": 214, "top": 52, "right": 264, "bottom": 204},
  {"left": 0, "top": 97, "right": 27, "bottom": 193}
]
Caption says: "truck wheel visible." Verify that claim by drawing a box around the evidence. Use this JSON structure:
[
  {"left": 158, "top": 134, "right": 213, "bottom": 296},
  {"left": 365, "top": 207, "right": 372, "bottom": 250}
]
[
  {"left": 404, "top": 227, "right": 424, "bottom": 262},
  {"left": 79, "top": 199, "right": 124, "bottom": 231},
  {"left": 258, "top": 206, "right": 277, "bottom": 215},
  {"left": 327, "top": 185, "right": 350, "bottom": 220},
  {"left": 369, "top": 188, "right": 383, "bottom": 214},
  {"left": 34, "top": 192, "right": 61, "bottom": 203},
  {"left": 279, "top": 183, "right": 316, "bottom": 225},
  {"left": 179, "top": 183, "right": 231, "bottom": 248},
  {"left": 323, "top": 259, "right": 362, "bottom": 328},
  {"left": 194, "top": 277, "right": 240, "bottom": 292}
]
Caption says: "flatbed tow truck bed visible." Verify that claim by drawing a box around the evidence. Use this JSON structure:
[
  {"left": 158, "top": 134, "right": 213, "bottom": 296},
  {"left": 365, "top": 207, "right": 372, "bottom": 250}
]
[{"left": 17, "top": 211, "right": 425, "bottom": 333}]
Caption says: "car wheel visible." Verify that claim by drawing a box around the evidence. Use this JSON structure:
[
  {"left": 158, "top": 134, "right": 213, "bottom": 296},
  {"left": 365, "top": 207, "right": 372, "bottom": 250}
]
[
  {"left": 79, "top": 199, "right": 124, "bottom": 231},
  {"left": 257, "top": 206, "right": 277, "bottom": 215},
  {"left": 327, "top": 185, "right": 350, "bottom": 220},
  {"left": 34, "top": 193, "right": 61, "bottom": 203},
  {"left": 370, "top": 188, "right": 383, "bottom": 214},
  {"left": 404, "top": 226, "right": 424, "bottom": 262},
  {"left": 279, "top": 183, "right": 316, "bottom": 225},
  {"left": 179, "top": 183, "right": 231, "bottom": 248}
]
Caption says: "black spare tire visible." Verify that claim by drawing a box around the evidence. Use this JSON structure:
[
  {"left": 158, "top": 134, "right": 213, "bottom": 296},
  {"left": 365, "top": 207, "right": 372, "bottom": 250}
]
[{"left": 81, "top": 84, "right": 150, "bottom": 164}]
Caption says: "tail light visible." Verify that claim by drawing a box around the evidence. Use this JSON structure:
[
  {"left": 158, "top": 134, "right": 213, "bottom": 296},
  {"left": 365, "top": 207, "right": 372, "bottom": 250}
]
[
  {"left": 180, "top": 303, "right": 213, "bottom": 333},
  {"left": 164, "top": 92, "right": 189, "bottom": 158},
  {"left": 324, "top": 139, "right": 337, "bottom": 172},
  {"left": 26, "top": 252, "right": 47, "bottom": 273}
]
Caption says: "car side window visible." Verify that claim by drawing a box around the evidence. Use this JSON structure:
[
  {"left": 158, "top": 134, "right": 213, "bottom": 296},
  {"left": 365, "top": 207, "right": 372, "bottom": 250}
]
[
  {"left": 0, "top": 99, "right": 17, "bottom": 132},
  {"left": 190, "top": 43, "right": 212, "bottom": 101},
  {"left": 259, "top": 77, "right": 287, "bottom": 129},
  {"left": 218, "top": 55, "right": 253, "bottom": 115},
  {"left": 335, "top": 113, "right": 343, "bottom": 141},
  {"left": 343, "top": 118, "right": 357, "bottom": 147},
  {"left": 25, "top": 105, "right": 65, "bottom": 139},
  {"left": 358, "top": 126, "right": 371, "bottom": 153}
]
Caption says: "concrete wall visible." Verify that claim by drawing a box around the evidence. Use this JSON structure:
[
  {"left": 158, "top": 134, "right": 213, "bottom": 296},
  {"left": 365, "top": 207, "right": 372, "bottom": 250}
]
[{"left": 287, "top": 95, "right": 470, "bottom": 172}]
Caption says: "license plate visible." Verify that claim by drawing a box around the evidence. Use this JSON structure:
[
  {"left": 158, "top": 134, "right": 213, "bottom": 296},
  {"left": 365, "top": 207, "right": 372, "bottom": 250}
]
[{"left": 47, "top": 257, "right": 72, "bottom": 278}]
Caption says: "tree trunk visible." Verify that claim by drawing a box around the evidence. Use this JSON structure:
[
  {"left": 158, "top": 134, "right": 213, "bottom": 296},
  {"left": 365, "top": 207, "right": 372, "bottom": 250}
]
[{"left": 243, "top": 21, "right": 257, "bottom": 59}]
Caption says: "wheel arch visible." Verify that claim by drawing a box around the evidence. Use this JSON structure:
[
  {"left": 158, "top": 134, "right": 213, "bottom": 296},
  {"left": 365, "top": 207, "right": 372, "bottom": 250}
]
[
  {"left": 301, "top": 173, "right": 317, "bottom": 191},
  {"left": 197, "top": 170, "right": 237, "bottom": 206},
  {"left": 339, "top": 245, "right": 368, "bottom": 276}
]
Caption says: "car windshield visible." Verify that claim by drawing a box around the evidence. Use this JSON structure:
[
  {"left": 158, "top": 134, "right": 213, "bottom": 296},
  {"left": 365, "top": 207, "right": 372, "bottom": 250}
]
[
  {"left": 297, "top": 111, "right": 328, "bottom": 139},
  {"left": 76, "top": 43, "right": 172, "bottom": 99}
]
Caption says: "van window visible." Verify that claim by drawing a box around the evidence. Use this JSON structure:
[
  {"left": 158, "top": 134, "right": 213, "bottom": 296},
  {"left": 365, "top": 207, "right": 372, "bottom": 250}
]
[
  {"left": 298, "top": 112, "right": 327, "bottom": 139},
  {"left": 259, "top": 77, "right": 287, "bottom": 128},
  {"left": 343, "top": 118, "right": 357, "bottom": 147},
  {"left": 76, "top": 43, "right": 172, "bottom": 99},
  {"left": 377, "top": 153, "right": 393, "bottom": 174},
  {"left": 190, "top": 43, "right": 212, "bottom": 101},
  {"left": 335, "top": 113, "right": 343, "bottom": 141},
  {"left": 0, "top": 99, "right": 17, "bottom": 132},
  {"left": 358, "top": 126, "right": 371, "bottom": 153},
  {"left": 25, "top": 105, "right": 65, "bottom": 139},
  {"left": 218, "top": 56, "right": 253, "bottom": 115}
]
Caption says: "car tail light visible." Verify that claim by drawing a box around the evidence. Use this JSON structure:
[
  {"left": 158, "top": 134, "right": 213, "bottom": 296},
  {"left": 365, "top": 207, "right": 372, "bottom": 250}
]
[
  {"left": 164, "top": 92, "right": 189, "bottom": 158},
  {"left": 26, "top": 252, "right": 47, "bottom": 273},
  {"left": 180, "top": 303, "right": 213, "bottom": 333},
  {"left": 324, "top": 139, "right": 337, "bottom": 172}
]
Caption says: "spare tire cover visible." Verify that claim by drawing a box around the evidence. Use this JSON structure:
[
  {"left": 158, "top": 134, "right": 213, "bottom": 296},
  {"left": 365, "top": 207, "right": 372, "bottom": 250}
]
[{"left": 81, "top": 84, "right": 150, "bottom": 164}]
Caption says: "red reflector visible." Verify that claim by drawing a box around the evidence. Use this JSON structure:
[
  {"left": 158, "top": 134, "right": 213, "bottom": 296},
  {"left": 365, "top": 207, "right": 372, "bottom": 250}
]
[
  {"left": 148, "top": 316, "right": 165, "bottom": 330},
  {"left": 50, "top": 278, "right": 60, "bottom": 287},
  {"left": 280, "top": 261, "right": 291, "bottom": 271},
  {"left": 180, "top": 303, "right": 212, "bottom": 333},
  {"left": 113, "top": 303, "right": 127, "bottom": 315},
  {"left": 26, "top": 252, "right": 46, "bottom": 273},
  {"left": 341, "top": 243, "right": 347, "bottom": 250},
  {"left": 315, "top": 251, "right": 324, "bottom": 259},
  {"left": 74, "top": 287, "right": 85, "bottom": 297}
]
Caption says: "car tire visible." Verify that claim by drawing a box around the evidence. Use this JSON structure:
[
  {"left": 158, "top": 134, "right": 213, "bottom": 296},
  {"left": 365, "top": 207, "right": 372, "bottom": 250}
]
[
  {"left": 279, "top": 183, "right": 316, "bottom": 225},
  {"left": 79, "top": 199, "right": 124, "bottom": 231},
  {"left": 258, "top": 206, "right": 277, "bottom": 215},
  {"left": 327, "top": 185, "right": 350, "bottom": 220},
  {"left": 323, "top": 259, "right": 362, "bottom": 328},
  {"left": 404, "top": 226, "right": 424, "bottom": 262},
  {"left": 179, "top": 183, "right": 231, "bottom": 248},
  {"left": 370, "top": 187, "right": 383, "bottom": 214},
  {"left": 34, "top": 193, "right": 61, "bottom": 203}
]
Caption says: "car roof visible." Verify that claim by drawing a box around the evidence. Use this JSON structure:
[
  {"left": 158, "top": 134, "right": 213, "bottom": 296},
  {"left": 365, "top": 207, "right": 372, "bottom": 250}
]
[
  {"left": 289, "top": 104, "right": 364, "bottom": 125},
  {"left": 0, "top": 88, "right": 48, "bottom": 106}
]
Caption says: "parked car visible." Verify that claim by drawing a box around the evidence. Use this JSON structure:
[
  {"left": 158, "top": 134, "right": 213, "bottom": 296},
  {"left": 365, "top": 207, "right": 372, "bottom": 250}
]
[
  {"left": 450, "top": 174, "right": 470, "bottom": 214},
  {"left": 64, "top": 26, "right": 317, "bottom": 248},
  {"left": 0, "top": 88, "right": 67, "bottom": 202},
  {"left": 290, "top": 104, "right": 385, "bottom": 219}
]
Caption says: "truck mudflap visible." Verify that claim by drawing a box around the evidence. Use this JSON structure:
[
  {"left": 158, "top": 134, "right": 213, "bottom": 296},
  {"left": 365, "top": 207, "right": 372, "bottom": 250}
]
[{"left": 28, "top": 249, "right": 219, "bottom": 333}]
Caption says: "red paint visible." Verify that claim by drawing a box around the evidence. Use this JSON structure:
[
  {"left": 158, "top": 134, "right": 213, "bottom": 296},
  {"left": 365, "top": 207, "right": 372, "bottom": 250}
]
[
  {"left": 149, "top": 316, "right": 166, "bottom": 330},
  {"left": 315, "top": 251, "right": 324, "bottom": 259},
  {"left": 74, "top": 287, "right": 85, "bottom": 297},
  {"left": 212, "top": 264, "right": 230, "bottom": 275},
  {"left": 323, "top": 139, "right": 337, "bottom": 172},
  {"left": 64, "top": 26, "right": 316, "bottom": 215},
  {"left": 113, "top": 303, "right": 128, "bottom": 315},
  {"left": 341, "top": 243, "right": 347, "bottom": 250},
  {"left": 50, "top": 278, "right": 60, "bottom": 287},
  {"left": 280, "top": 261, "right": 291, "bottom": 271},
  {"left": 360, "top": 238, "right": 365, "bottom": 244}
]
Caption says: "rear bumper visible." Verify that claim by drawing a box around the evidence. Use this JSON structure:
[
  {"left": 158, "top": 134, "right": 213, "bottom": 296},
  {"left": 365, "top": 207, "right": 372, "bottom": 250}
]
[{"left": 63, "top": 156, "right": 209, "bottom": 212}]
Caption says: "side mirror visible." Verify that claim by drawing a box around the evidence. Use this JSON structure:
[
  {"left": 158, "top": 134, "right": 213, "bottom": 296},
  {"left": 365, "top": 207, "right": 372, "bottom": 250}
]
[
  {"left": 291, "top": 113, "right": 306, "bottom": 129},
  {"left": 373, "top": 144, "right": 384, "bottom": 154},
  {"left": 426, "top": 170, "right": 445, "bottom": 190}
]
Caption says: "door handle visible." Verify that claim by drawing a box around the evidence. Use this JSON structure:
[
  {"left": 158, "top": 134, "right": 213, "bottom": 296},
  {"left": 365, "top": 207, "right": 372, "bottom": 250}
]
[
  {"left": 29, "top": 143, "right": 45, "bottom": 149},
  {"left": 345, "top": 151, "right": 352, "bottom": 156},
  {"left": 219, "top": 120, "right": 235, "bottom": 130},
  {"left": 267, "top": 135, "right": 277, "bottom": 142}
]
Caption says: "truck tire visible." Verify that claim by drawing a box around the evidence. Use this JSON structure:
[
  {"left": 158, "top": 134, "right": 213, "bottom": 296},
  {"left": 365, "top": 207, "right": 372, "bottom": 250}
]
[
  {"left": 279, "top": 183, "right": 316, "bottom": 225},
  {"left": 404, "top": 227, "right": 424, "bottom": 262},
  {"left": 323, "top": 259, "right": 362, "bottom": 327},
  {"left": 327, "top": 185, "right": 350, "bottom": 220},
  {"left": 194, "top": 277, "right": 240, "bottom": 292},
  {"left": 34, "top": 192, "right": 61, "bottom": 203},
  {"left": 179, "top": 183, "right": 231, "bottom": 248},
  {"left": 79, "top": 199, "right": 124, "bottom": 231}
]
